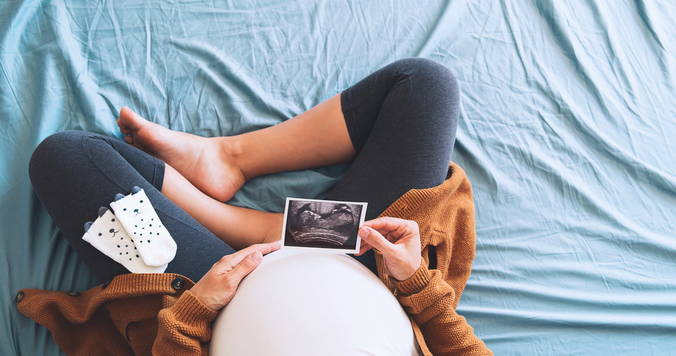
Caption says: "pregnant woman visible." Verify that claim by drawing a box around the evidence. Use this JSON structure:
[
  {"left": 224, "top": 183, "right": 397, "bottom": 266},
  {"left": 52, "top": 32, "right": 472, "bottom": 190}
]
[{"left": 18, "top": 58, "right": 492, "bottom": 355}]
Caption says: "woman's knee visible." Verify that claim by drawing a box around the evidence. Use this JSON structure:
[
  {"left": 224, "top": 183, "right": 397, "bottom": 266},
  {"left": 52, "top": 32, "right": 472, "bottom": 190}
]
[
  {"left": 392, "top": 58, "right": 460, "bottom": 131},
  {"left": 391, "top": 58, "right": 459, "bottom": 97}
]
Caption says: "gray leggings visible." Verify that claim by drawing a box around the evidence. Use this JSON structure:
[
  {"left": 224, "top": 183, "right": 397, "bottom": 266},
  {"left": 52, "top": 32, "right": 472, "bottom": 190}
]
[{"left": 29, "top": 58, "right": 459, "bottom": 283}]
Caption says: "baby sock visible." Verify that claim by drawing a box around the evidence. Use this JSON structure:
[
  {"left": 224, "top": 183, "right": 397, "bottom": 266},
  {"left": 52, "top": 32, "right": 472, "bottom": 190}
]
[
  {"left": 109, "top": 188, "right": 177, "bottom": 267},
  {"left": 82, "top": 208, "right": 167, "bottom": 273}
]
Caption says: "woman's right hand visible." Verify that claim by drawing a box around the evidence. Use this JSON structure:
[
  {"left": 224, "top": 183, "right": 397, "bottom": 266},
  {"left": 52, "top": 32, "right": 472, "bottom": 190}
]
[
  {"left": 190, "top": 240, "right": 281, "bottom": 310},
  {"left": 356, "top": 217, "right": 422, "bottom": 281}
]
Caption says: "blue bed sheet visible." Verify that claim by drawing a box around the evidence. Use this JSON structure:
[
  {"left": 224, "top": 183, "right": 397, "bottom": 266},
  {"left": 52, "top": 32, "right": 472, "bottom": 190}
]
[{"left": 2, "top": 0, "right": 676, "bottom": 355}]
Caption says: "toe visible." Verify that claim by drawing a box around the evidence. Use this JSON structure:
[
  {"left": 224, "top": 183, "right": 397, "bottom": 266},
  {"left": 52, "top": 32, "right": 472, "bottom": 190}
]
[{"left": 119, "top": 106, "right": 145, "bottom": 130}]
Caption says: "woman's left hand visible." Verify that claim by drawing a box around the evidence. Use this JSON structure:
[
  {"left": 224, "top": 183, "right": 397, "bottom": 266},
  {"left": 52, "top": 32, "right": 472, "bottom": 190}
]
[{"left": 190, "top": 240, "right": 281, "bottom": 310}]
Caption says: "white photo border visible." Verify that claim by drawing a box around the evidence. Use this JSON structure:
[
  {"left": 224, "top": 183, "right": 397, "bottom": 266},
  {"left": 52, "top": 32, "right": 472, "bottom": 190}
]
[{"left": 281, "top": 197, "right": 368, "bottom": 254}]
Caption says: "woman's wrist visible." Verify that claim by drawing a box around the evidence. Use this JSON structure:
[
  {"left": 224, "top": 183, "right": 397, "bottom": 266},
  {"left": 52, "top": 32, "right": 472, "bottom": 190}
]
[
  {"left": 390, "top": 262, "right": 431, "bottom": 296},
  {"left": 167, "top": 290, "right": 220, "bottom": 324}
]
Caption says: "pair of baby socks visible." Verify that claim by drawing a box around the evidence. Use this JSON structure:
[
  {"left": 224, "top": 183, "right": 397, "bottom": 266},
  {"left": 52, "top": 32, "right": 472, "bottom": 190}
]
[{"left": 82, "top": 187, "right": 177, "bottom": 273}]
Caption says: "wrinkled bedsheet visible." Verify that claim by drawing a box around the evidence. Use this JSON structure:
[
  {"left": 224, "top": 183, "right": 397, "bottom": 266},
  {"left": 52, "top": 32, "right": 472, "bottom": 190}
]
[{"left": 2, "top": 0, "right": 676, "bottom": 355}]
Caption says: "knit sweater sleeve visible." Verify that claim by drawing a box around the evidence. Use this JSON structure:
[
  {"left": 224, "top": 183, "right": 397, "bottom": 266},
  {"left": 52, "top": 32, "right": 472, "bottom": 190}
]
[
  {"left": 153, "top": 290, "right": 219, "bottom": 356},
  {"left": 391, "top": 264, "right": 493, "bottom": 356}
]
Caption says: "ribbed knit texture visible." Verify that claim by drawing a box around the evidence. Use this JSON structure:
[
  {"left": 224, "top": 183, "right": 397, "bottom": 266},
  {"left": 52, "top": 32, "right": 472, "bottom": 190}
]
[
  {"left": 378, "top": 163, "right": 492, "bottom": 356},
  {"left": 16, "top": 273, "right": 214, "bottom": 356},
  {"left": 154, "top": 291, "right": 217, "bottom": 355},
  {"left": 17, "top": 162, "right": 492, "bottom": 355}
]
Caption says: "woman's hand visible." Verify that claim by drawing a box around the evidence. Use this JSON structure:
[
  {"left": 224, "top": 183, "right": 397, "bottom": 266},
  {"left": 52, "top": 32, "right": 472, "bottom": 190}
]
[
  {"left": 356, "top": 217, "right": 422, "bottom": 281},
  {"left": 190, "top": 240, "right": 281, "bottom": 310}
]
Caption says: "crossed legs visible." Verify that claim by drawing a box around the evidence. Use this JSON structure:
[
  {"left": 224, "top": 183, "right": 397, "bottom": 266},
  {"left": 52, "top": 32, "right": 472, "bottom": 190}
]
[
  {"left": 29, "top": 58, "right": 459, "bottom": 281},
  {"left": 117, "top": 58, "right": 460, "bottom": 273}
]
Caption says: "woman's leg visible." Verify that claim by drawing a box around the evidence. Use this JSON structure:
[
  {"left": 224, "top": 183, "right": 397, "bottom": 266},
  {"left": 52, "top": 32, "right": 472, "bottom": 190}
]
[
  {"left": 328, "top": 58, "right": 460, "bottom": 272},
  {"left": 29, "top": 131, "right": 244, "bottom": 283},
  {"left": 330, "top": 58, "right": 459, "bottom": 216}
]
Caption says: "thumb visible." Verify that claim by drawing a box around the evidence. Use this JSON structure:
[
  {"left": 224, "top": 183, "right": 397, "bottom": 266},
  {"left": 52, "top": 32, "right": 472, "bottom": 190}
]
[
  {"left": 228, "top": 251, "right": 263, "bottom": 282},
  {"left": 359, "top": 227, "right": 395, "bottom": 255}
]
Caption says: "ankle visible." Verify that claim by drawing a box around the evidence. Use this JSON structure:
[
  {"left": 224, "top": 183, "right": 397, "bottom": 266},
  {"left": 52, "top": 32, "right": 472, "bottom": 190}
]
[{"left": 214, "top": 136, "right": 248, "bottom": 180}]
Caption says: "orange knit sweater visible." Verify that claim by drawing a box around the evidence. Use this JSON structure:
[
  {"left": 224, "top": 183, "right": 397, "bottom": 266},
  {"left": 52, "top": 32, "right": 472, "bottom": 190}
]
[{"left": 16, "top": 163, "right": 492, "bottom": 355}]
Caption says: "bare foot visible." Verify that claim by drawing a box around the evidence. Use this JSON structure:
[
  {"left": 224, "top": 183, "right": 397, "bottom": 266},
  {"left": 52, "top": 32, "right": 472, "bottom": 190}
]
[{"left": 117, "top": 106, "right": 246, "bottom": 202}]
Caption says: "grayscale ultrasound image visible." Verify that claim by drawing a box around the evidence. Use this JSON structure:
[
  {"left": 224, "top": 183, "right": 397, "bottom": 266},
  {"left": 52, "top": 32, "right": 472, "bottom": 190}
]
[{"left": 283, "top": 199, "right": 366, "bottom": 251}]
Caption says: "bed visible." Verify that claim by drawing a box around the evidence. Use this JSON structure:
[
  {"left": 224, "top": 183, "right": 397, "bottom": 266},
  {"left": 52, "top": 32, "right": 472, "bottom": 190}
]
[{"left": 2, "top": 0, "right": 676, "bottom": 355}]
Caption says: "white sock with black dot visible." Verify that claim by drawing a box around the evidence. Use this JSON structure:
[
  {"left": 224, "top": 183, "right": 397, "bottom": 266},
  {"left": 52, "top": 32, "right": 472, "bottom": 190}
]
[
  {"left": 82, "top": 209, "right": 167, "bottom": 273},
  {"left": 109, "top": 189, "right": 177, "bottom": 267}
]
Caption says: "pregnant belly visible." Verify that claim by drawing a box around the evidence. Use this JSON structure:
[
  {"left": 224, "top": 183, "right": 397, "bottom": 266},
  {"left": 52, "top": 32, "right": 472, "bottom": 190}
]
[{"left": 210, "top": 249, "right": 420, "bottom": 356}]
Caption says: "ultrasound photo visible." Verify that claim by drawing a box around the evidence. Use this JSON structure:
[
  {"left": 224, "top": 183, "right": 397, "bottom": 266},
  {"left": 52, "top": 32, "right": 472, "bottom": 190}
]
[{"left": 281, "top": 198, "right": 368, "bottom": 253}]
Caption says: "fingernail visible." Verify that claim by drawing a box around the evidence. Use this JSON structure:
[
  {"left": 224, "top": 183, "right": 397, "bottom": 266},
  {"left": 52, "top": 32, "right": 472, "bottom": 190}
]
[
  {"left": 251, "top": 251, "right": 262, "bottom": 262},
  {"left": 358, "top": 228, "right": 370, "bottom": 239}
]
